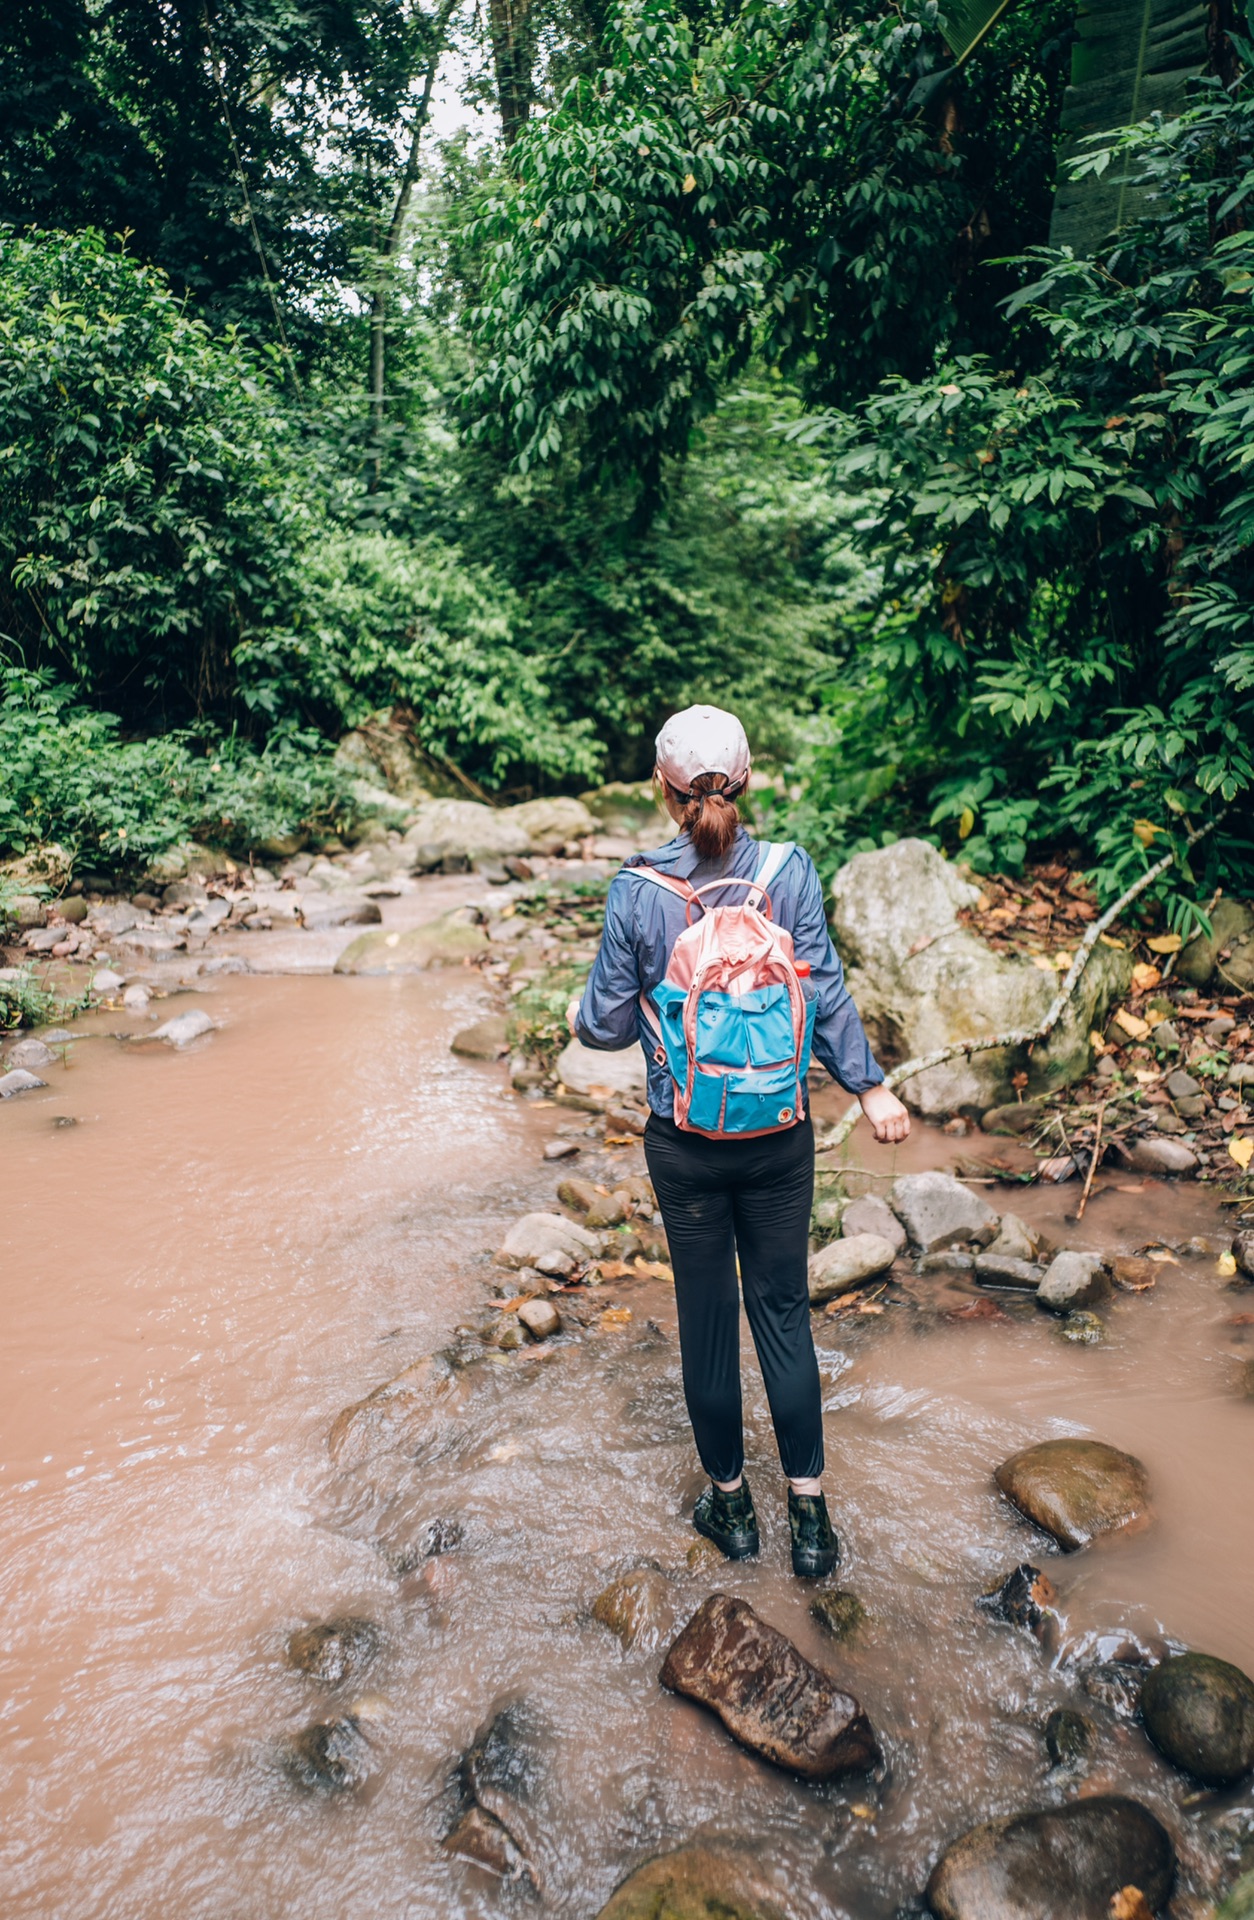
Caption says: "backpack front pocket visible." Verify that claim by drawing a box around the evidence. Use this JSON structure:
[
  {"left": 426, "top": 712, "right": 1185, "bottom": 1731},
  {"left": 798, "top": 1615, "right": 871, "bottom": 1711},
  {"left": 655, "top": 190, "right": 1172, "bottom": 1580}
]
[{"left": 720, "top": 1064, "right": 801, "bottom": 1135}]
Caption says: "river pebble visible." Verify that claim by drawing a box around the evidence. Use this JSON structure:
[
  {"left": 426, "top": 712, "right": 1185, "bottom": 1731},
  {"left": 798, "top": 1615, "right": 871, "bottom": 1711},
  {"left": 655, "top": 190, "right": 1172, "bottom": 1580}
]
[
  {"left": 595, "top": 1845, "right": 788, "bottom": 1920},
  {"left": 281, "top": 1715, "right": 371, "bottom": 1793},
  {"left": 809, "top": 1590, "right": 866, "bottom": 1642},
  {"left": 592, "top": 1569, "right": 672, "bottom": 1650},
  {"left": 1035, "top": 1252, "right": 1109, "bottom": 1314},
  {"left": 973, "top": 1253, "right": 1042, "bottom": 1291},
  {"left": 444, "top": 1804, "right": 527, "bottom": 1879},
  {"left": 0, "top": 1067, "right": 47, "bottom": 1098},
  {"left": 1139, "top": 1650, "right": 1254, "bottom": 1785},
  {"left": 889, "top": 1171, "right": 999, "bottom": 1253},
  {"left": 148, "top": 1008, "right": 215, "bottom": 1047},
  {"left": 1234, "top": 1231, "right": 1254, "bottom": 1281},
  {"left": 517, "top": 1298, "right": 560, "bottom": 1340},
  {"left": 840, "top": 1194, "right": 906, "bottom": 1252},
  {"left": 807, "top": 1233, "right": 896, "bottom": 1302},
  {"left": 1044, "top": 1707, "right": 1092, "bottom": 1769},
  {"left": 5, "top": 1037, "right": 54, "bottom": 1070},
  {"left": 285, "top": 1616, "right": 381, "bottom": 1685},
  {"left": 994, "top": 1438, "right": 1150, "bottom": 1551},
  {"left": 925, "top": 1795, "right": 1174, "bottom": 1920},
  {"left": 984, "top": 1212, "right": 1042, "bottom": 1261},
  {"left": 1127, "top": 1136, "right": 1199, "bottom": 1175},
  {"left": 497, "top": 1211, "right": 599, "bottom": 1268},
  {"left": 976, "top": 1563, "right": 1058, "bottom": 1646},
  {"left": 659, "top": 1593, "right": 881, "bottom": 1779}
]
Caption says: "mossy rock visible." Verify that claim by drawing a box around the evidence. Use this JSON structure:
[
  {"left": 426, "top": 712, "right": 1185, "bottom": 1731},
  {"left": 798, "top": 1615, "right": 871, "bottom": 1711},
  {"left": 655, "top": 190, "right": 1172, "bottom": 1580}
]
[
  {"left": 333, "top": 911, "right": 488, "bottom": 975},
  {"left": 595, "top": 1845, "right": 788, "bottom": 1920}
]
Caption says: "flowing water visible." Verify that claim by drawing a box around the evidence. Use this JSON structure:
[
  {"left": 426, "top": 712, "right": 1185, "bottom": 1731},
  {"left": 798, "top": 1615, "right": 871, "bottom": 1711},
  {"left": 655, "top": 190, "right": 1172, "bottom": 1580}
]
[{"left": 3, "top": 954, "right": 1253, "bottom": 1918}]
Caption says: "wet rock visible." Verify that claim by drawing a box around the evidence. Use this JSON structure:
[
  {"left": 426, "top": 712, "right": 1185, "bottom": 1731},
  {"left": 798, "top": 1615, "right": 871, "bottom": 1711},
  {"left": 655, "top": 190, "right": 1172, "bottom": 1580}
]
[
  {"left": 595, "top": 1845, "right": 789, "bottom": 1920},
  {"left": 977, "top": 1564, "right": 1059, "bottom": 1646},
  {"left": 1228, "top": 1062, "right": 1254, "bottom": 1090},
  {"left": 1111, "top": 1256, "right": 1156, "bottom": 1292},
  {"left": 557, "top": 1176, "right": 600, "bottom": 1214},
  {"left": 543, "top": 1139, "right": 579, "bottom": 1160},
  {"left": 1233, "top": 1232, "right": 1254, "bottom": 1281},
  {"left": 148, "top": 1008, "right": 215, "bottom": 1047},
  {"left": 444, "top": 1804, "right": 528, "bottom": 1879},
  {"left": 24, "top": 925, "right": 65, "bottom": 954},
  {"left": 808, "top": 1232, "right": 897, "bottom": 1302},
  {"left": 285, "top": 1616, "right": 380, "bottom": 1685},
  {"left": 517, "top": 1298, "right": 561, "bottom": 1340},
  {"left": 1165, "top": 1067, "right": 1202, "bottom": 1100},
  {"left": 497, "top": 1211, "right": 599, "bottom": 1268},
  {"left": 300, "top": 897, "right": 382, "bottom": 931},
  {"left": 984, "top": 1212, "right": 1043, "bottom": 1262},
  {"left": 1140, "top": 1651, "right": 1254, "bottom": 1786},
  {"left": 924, "top": 1795, "right": 1174, "bottom": 1920},
  {"left": 493, "top": 1320, "right": 526, "bottom": 1352},
  {"left": 328, "top": 1354, "right": 462, "bottom": 1469},
  {"left": 534, "top": 1248, "right": 577, "bottom": 1279},
  {"left": 401, "top": 798, "right": 531, "bottom": 859},
  {"left": 606, "top": 1102, "right": 648, "bottom": 1136},
  {"left": 586, "top": 1191, "right": 631, "bottom": 1229},
  {"left": 1059, "top": 1310, "right": 1106, "bottom": 1345},
  {"left": 810, "top": 1590, "right": 866, "bottom": 1643},
  {"left": 91, "top": 968, "right": 125, "bottom": 994},
  {"left": 889, "top": 1171, "right": 999, "bottom": 1253},
  {"left": 1126, "top": 1136, "right": 1199, "bottom": 1175},
  {"left": 841, "top": 1194, "right": 908, "bottom": 1253},
  {"left": 973, "top": 1253, "right": 1043, "bottom": 1291},
  {"left": 1081, "top": 1662, "right": 1149, "bottom": 1717},
  {"left": 556, "top": 1037, "right": 648, "bottom": 1100},
  {"left": 0, "top": 1067, "right": 46, "bottom": 1098},
  {"left": 450, "top": 1016, "right": 509, "bottom": 1060},
  {"left": 456, "top": 1701, "right": 546, "bottom": 1883},
  {"left": 994, "top": 1438, "right": 1150, "bottom": 1551},
  {"left": 592, "top": 1569, "right": 673, "bottom": 1649},
  {"left": 1153, "top": 1111, "right": 1189, "bottom": 1135},
  {"left": 333, "top": 910, "right": 490, "bottom": 975},
  {"left": 1035, "top": 1252, "right": 1110, "bottom": 1314},
  {"left": 659, "top": 1592, "right": 881, "bottom": 1779},
  {"left": 982, "top": 1100, "right": 1046, "bottom": 1135},
  {"left": 121, "top": 983, "right": 152, "bottom": 1011},
  {"left": 1174, "top": 898, "right": 1254, "bottom": 990},
  {"left": 87, "top": 901, "right": 140, "bottom": 936},
  {"left": 508, "top": 795, "right": 598, "bottom": 848},
  {"left": 1044, "top": 1707, "right": 1092, "bottom": 1769},
  {"left": 830, "top": 838, "right": 1131, "bottom": 1116},
  {"left": 920, "top": 1250, "right": 975, "bottom": 1274},
  {"left": 5, "top": 1037, "right": 54, "bottom": 1070},
  {"left": 281, "top": 1715, "right": 371, "bottom": 1793}
]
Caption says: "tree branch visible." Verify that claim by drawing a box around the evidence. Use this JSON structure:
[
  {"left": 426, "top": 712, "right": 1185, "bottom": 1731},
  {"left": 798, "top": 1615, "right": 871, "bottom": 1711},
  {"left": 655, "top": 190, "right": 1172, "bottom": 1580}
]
[{"left": 818, "top": 815, "right": 1223, "bottom": 1155}]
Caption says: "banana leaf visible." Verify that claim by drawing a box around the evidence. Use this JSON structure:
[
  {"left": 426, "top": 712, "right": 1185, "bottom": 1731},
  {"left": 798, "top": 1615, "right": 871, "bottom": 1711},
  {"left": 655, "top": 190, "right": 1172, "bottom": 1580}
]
[
  {"left": 936, "top": 0, "right": 1023, "bottom": 64},
  {"left": 1049, "top": 0, "right": 1209, "bottom": 251}
]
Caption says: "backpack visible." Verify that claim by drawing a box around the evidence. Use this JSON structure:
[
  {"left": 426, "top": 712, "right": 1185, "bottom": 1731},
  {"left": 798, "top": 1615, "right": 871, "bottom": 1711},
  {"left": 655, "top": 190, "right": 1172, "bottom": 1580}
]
[{"left": 633, "top": 840, "right": 816, "bottom": 1139}]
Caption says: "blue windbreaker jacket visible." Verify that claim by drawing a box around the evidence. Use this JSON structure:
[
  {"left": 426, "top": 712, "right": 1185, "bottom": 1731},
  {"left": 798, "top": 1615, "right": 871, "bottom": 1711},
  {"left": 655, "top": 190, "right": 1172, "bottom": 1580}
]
[{"left": 574, "top": 825, "right": 885, "bottom": 1118}]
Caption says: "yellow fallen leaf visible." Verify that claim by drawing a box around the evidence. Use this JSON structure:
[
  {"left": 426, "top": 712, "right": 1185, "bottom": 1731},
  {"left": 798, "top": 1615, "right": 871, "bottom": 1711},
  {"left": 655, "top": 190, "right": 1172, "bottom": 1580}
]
[
  {"left": 604, "top": 1133, "right": 637, "bottom": 1146},
  {"left": 958, "top": 806, "right": 975, "bottom": 839},
  {"left": 1113, "top": 1008, "right": 1150, "bottom": 1040},
  {"left": 1146, "top": 933, "right": 1181, "bottom": 953},
  {"left": 599, "top": 1306, "right": 633, "bottom": 1328},
  {"left": 1089, "top": 1029, "right": 1109, "bottom": 1055},
  {"left": 1053, "top": 950, "right": 1074, "bottom": 971},
  {"left": 682, "top": 172, "right": 697, "bottom": 193},
  {"left": 1218, "top": 1251, "right": 1238, "bottom": 1276},
  {"left": 1099, "top": 934, "right": 1127, "bottom": 949},
  {"left": 1132, "top": 962, "right": 1162, "bottom": 991},
  {"left": 1229, "top": 1136, "right": 1254, "bottom": 1170},
  {"left": 1032, "top": 954, "right": 1057, "bottom": 973}
]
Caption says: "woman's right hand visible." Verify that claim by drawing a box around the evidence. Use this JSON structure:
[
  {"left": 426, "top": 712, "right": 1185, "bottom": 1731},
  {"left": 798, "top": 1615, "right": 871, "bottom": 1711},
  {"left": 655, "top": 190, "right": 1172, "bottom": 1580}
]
[
  {"left": 565, "top": 996, "right": 581, "bottom": 1036},
  {"left": 859, "top": 1083, "right": 910, "bottom": 1144}
]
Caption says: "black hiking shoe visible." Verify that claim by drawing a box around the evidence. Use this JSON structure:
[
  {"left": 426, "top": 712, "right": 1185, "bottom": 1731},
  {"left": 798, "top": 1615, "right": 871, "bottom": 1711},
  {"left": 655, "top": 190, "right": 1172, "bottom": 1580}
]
[
  {"left": 788, "top": 1489, "right": 840, "bottom": 1579},
  {"left": 692, "top": 1479, "right": 760, "bottom": 1560}
]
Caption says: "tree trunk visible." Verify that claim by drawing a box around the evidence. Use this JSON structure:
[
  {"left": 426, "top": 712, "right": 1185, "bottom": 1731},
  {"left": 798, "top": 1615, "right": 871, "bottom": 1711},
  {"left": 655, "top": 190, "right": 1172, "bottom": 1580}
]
[{"left": 488, "top": 0, "right": 534, "bottom": 147}]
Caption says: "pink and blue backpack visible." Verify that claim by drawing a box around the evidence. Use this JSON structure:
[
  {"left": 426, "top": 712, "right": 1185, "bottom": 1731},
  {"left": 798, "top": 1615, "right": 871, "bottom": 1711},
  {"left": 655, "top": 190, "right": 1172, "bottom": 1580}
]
[{"left": 633, "top": 841, "right": 816, "bottom": 1138}]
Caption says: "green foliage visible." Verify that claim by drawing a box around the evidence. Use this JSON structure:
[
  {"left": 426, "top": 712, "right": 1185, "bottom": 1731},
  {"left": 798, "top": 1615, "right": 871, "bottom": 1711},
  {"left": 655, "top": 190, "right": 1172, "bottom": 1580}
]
[
  {"left": 0, "top": 227, "right": 313, "bottom": 726},
  {"left": 0, "top": 668, "right": 355, "bottom": 866},
  {"left": 0, "top": 961, "right": 85, "bottom": 1033}
]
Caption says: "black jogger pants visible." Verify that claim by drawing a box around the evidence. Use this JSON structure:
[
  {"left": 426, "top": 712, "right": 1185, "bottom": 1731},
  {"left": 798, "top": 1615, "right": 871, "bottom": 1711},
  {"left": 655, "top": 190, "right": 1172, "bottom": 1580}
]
[{"left": 643, "top": 1111, "right": 822, "bottom": 1484}]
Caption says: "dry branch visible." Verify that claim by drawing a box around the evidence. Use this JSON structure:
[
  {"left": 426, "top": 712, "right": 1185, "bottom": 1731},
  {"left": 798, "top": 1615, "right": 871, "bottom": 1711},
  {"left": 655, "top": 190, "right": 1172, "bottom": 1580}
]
[{"left": 818, "top": 816, "right": 1221, "bottom": 1156}]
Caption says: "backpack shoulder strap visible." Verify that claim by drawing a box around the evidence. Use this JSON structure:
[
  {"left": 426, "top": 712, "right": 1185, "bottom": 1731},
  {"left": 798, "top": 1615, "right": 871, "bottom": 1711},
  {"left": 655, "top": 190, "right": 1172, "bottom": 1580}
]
[
  {"left": 630, "top": 864, "right": 695, "bottom": 903},
  {"left": 747, "top": 840, "right": 795, "bottom": 909}
]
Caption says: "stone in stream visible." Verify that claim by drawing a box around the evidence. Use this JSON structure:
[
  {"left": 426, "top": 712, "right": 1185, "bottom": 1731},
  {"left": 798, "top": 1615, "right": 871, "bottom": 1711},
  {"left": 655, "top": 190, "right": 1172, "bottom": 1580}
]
[
  {"left": 659, "top": 1593, "right": 881, "bottom": 1779},
  {"left": 444, "top": 1804, "right": 528, "bottom": 1880},
  {"left": 1126, "top": 1136, "right": 1199, "bottom": 1175},
  {"left": 981, "top": 1100, "right": 1047, "bottom": 1136},
  {"left": 924, "top": 1796, "right": 1174, "bottom": 1920},
  {"left": 121, "top": 983, "right": 152, "bottom": 1011},
  {"left": 517, "top": 1298, "right": 561, "bottom": 1341},
  {"left": 91, "top": 968, "right": 125, "bottom": 993},
  {"left": 0, "top": 1067, "right": 46, "bottom": 1098},
  {"left": 327, "top": 1353, "right": 466, "bottom": 1470},
  {"left": 807, "top": 1233, "right": 897, "bottom": 1303},
  {"left": 809, "top": 1590, "right": 867, "bottom": 1643},
  {"left": 592, "top": 1569, "right": 673, "bottom": 1650},
  {"left": 1058, "top": 1310, "right": 1106, "bottom": 1345},
  {"left": 595, "top": 1845, "right": 789, "bottom": 1920},
  {"left": 1111, "top": 1255, "right": 1156, "bottom": 1292},
  {"left": 889, "top": 1171, "right": 999, "bottom": 1254},
  {"left": 1139, "top": 1651, "right": 1254, "bottom": 1786},
  {"left": 333, "top": 909, "right": 489, "bottom": 975},
  {"left": 5, "top": 1037, "right": 54, "bottom": 1070},
  {"left": 984, "top": 1212, "right": 1043, "bottom": 1262},
  {"left": 1035, "top": 1251, "right": 1110, "bottom": 1314},
  {"left": 976, "top": 1564, "right": 1059, "bottom": 1647},
  {"left": 280, "top": 1714, "right": 372, "bottom": 1793},
  {"left": 555, "top": 1036, "right": 648, "bottom": 1100},
  {"left": 285, "top": 1616, "right": 381, "bottom": 1685},
  {"left": 455, "top": 1701, "right": 546, "bottom": 1887},
  {"left": 450, "top": 1016, "right": 509, "bottom": 1060},
  {"left": 585, "top": 1190, "right": 631, "bottom": 1230},
  {"left": 1233, "top": 1231, "right": 1254, "bottom": 1281},
  {"left": 920, "top": 1250, "right": 975, "bottom": 1274},
  {"left": 497, "top": 1211, "right": 600, "bottom": 1268},
  {"left": 557, "top": 1176, "right": 600, "bottom": 1214},
  {"left": 543, "top": 1139, "right": 579, "bottom": 1160},
  {"left": 300, "top": 897, "right": 382, "bottom": 931},
  {"left": 534, "top": 1248, "right": 577, "bottom": 1279},
  {"left": 147, "top": 1008, "right": 215, "bottom": 1047},
  {"left": 973, "top": 1253, "right": 1043, "bottom": 1291},
  {"left": 994, "top": 1438, "right": 1150, "bottom": 1551},
  {"left": 841, "top": 1194, "right": 907, "bottom": 1254},
  {"left": 1044, "top": 1707, "right": 1092, "bottom": 1769}
]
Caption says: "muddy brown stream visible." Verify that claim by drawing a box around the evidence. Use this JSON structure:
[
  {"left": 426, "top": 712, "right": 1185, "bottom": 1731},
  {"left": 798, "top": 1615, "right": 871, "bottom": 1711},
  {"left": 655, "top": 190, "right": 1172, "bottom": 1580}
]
[{"left": 3, "top": 959, "right": 1253, "bottom": 1917}]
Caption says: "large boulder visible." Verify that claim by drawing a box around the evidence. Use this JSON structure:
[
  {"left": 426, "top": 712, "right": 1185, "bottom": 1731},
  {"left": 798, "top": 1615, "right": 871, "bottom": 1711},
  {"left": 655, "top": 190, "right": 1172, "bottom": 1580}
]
[
  {"left": 995, "top": 1438, "right": 1150, "bottom": 1551},
  {"left": 1173, "top": 898, "right": 1254, "bottom": 991},
  {"left": 334, "top": 910, "right": 489, "bottom": 975},
  {"left": 1140, "top": 1651, "right": 1254, "bottom": 1786},
  {"left": 505, "top": 796, "right": 597, "bottom": 849},
  {"left": 808, "top": 1233, "right": 897, "bottom": 1302},
  {"left": 841, "top": 1193, "right": 907, "bottom": 1253},
  {"left": 556, "top": 1037, "right": 648, "bottom": 1099},
  {"left": 496, "top": 1211, "right": 600, "bottom": 1268},
  {"left": 925, "top": 1796, "right": 1174, "bottom": 1919},
  {"left": 659, "top": 1593, "right": 881, "bottom": 1779},
  {"left": 332, "top": 710, "right": 431, "bottom": 801},
  {"left": 595, "top": 1846, "right": 789, "bottom": 1920},
  {"left": 829, "top": 838, "right": 1132, "bottom": 1115},
  {"left": 890, "top": 1171, "right": 999, "bottom": 1253},
  {"left": 402, "top": 800, "right": 531, "bottom": 860}
]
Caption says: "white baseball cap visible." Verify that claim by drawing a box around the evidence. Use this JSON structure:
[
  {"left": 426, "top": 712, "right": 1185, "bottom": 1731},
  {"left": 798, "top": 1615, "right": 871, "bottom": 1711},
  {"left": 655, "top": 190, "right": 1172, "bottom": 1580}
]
[{"left": 654, "top": 705, "right": 751, "bottom": 797}]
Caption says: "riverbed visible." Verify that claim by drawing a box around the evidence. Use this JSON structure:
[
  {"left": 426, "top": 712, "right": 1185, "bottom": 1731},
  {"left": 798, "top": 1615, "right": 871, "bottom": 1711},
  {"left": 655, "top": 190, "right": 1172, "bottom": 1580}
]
[{"left": 3, "top": 948, "right": 1253, "bottom": 1916}]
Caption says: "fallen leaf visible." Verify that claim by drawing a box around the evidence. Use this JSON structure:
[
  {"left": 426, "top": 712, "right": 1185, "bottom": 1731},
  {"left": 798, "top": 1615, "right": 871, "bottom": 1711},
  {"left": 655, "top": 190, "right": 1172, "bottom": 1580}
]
[
  {"left": 1089, "top": 1029, "right": 1109, "bottom": 1055},
  {"left": 1032, "top": 955, "right": 1056, "bottom": 973},
  {"left": 857, "top": 1299, "right": 886, "bottom": 1315},
  {"left": 1133, "top": 1068, "right": 1161, "bottom": 1085},
  {"left": 1113, "top": 1008, "right": 1150, "bottom": 1040},
  {"left": 1053, "top": 951, "right": 1075, "bottom": 971},
  {"left": 1099, "top": 934, "right": 1127, "bottom": 949},
  {"left": 1143, "top": 1248, "right": 1179, "bottom": 1265},
  {"left": 1218, "top": 1251, "right": 1238, "bottom": 1276},
  {"left": 593, "top": 1260, "right": 635, "bottom": 1281},
  {"left": 1131, "top": 962, "right": 1162, "bottom": 991},
  {"left": 604, "top": 1134, "right": 637, "bottom": 1146},
  {"left": 1146, "top": 932, "right": 1181, "bottom": 953},
  {"left": 1109, "top": 1887, "right": 1153, "bottom": 1920},
  {"left": 1116, "top": 1182, "right": 1148, "bottom": 1193},
  {"left": 1105, "top": 414, "right": 1130, "bottom": 430},
  {"left": 1230, "top": 1136, "right": 1254, "bottom": 1170},
  {"left": 598, "top": 1306, "right": 633, "bottom": 1328}
]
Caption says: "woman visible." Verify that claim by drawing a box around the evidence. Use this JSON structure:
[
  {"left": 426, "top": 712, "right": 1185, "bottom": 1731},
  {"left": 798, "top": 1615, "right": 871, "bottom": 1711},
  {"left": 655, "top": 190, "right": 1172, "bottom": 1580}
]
[{"left": 569, "top": 705, "right": 909, "bottom": 1578}]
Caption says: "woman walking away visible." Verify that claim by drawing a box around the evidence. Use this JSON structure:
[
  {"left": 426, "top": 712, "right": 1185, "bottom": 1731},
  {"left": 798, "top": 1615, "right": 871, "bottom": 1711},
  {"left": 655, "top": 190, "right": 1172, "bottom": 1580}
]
[{"left": 569, "top": 706, "right": 909, "bottom": 1578}]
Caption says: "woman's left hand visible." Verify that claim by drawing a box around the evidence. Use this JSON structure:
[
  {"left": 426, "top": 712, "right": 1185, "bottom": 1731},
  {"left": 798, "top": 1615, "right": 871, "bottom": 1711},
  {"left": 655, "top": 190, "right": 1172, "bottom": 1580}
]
[
  {"left": 859, "top": 1083, "right": 910, "bottom": 1144},
  {"left": 565, "top": 996, "right": 581, "bottom": 1036}
]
